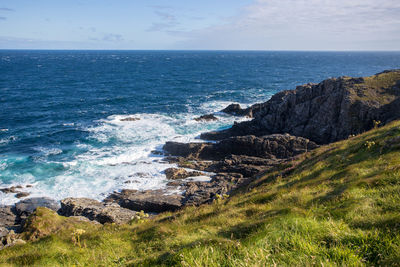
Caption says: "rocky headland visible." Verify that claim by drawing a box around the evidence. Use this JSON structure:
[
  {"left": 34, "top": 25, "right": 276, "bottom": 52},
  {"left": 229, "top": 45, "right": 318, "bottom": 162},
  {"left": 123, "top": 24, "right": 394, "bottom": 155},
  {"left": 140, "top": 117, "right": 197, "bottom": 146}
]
[{"left": 1, "top": 70, "right": 399, "bottom": 248}]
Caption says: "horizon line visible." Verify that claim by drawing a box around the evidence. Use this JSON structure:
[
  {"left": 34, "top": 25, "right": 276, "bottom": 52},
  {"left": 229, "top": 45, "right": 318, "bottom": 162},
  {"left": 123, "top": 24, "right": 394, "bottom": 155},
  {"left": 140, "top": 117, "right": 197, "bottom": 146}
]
[{"left": 0, "top": 49, "right": 400, "bottom": 53}]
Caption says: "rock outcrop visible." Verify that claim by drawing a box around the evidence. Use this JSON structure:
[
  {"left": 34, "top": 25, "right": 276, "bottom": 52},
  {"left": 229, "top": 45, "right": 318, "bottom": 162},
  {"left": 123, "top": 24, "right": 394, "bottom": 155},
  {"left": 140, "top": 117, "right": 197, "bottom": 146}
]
[
  {"left": 164, "top": 168, "right": 204, "bottom": 180},
  {"left": 15, "top": 198, "right": 60, "bottom": 222},
  {"left": 164, "top": 134, "right": 317, "bottom": 161},
  {"left": 203, "top": 70, "right": 400, "bottom": 144},
  {"left": 60, "top": 198, "right": 136, "bottom": 224},
  {"left": 105, "top": 189, "right": 184, "bottom": 213}
]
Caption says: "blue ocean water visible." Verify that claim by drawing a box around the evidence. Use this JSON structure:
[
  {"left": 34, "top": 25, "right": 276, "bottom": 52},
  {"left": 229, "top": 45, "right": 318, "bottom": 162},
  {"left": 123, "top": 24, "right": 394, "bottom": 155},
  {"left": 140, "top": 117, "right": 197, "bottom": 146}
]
[{"left": 1, "top": 50, "right": 400, "bottom": 204}]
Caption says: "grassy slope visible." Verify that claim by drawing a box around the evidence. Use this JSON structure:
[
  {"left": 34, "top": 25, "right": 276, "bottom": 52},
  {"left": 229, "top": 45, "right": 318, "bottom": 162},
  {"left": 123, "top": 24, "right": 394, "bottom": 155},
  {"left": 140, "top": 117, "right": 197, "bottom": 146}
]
[{"left": 1, "top": 121, "right": 400, "bottom": 266}]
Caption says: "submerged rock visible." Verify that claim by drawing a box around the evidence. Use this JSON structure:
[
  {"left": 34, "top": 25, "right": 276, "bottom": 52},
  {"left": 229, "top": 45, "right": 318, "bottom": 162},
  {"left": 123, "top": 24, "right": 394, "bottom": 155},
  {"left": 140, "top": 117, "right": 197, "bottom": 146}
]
[
  {"left": 120, "top": 117, "right": 140, "bottom": 122},
  {"left": 0, "top": 186, "right": 23, "bottom": 194},
  {"left": 15, "top": 192, "right": 30, "bottom": 199},
  {"left": 60, "top": 198, "right": 136, "bottom": 224}
]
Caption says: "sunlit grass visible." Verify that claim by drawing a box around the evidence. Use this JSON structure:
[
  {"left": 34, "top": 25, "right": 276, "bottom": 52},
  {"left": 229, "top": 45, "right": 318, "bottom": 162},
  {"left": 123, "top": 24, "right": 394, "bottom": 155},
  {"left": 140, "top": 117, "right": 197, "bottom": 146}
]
[{"left": 1, "top": 120, "right": 400, "bottom": 266}]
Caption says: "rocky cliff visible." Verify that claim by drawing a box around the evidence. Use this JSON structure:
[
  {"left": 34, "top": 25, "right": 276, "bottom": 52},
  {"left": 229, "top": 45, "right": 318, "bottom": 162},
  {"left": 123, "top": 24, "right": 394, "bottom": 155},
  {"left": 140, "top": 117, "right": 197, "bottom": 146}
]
[{"left": 202, "top": 70, "right": 400, "bottom": 144}]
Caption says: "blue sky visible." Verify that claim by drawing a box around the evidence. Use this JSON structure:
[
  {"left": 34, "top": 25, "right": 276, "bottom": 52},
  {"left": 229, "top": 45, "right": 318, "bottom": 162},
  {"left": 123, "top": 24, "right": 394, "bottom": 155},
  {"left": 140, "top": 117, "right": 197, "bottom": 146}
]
[{"left": 0, "top": 0, "right": 399, "bottom": 50}]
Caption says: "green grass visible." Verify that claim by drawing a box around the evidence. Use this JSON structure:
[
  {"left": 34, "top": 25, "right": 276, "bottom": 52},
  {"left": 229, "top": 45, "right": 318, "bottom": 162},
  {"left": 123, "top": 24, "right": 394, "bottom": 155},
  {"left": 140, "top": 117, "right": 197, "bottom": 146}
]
[
  {"left": 350, "top": 70, "right": 400, "bottom": 104},
  {"left": 1, "top": 121, "right": 400, "bottom": 266}
]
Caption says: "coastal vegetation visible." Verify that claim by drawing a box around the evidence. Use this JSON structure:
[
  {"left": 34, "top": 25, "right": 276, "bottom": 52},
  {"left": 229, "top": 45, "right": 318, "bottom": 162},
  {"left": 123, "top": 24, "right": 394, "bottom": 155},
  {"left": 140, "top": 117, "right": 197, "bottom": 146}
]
[{"left": 1, "top": 119, "right": 400, "bottom": 266}]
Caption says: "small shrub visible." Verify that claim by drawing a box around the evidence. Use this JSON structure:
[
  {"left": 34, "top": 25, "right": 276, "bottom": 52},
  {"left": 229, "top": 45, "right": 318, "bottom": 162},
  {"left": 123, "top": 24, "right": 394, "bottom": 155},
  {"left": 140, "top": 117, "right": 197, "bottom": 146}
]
[
  {"left": 71, "top": 229, "right": 86, "bottom": 248},
  {"left": 365, "top": 141, "right": 376, "bottom": 150}
]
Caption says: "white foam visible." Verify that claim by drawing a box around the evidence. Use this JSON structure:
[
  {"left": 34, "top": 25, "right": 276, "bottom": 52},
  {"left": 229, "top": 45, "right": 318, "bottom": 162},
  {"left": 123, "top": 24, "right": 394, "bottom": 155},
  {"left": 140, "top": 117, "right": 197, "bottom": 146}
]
[{"left": 34, "top": 147, "right": 63, "bottom": 157}]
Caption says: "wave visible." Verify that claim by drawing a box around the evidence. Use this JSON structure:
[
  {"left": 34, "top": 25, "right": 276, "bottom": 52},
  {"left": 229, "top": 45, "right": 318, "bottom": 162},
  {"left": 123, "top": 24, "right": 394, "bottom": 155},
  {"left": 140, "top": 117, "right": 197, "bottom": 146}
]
[{"left": 0, "top": 100, "right": 250, "bottom": 205}]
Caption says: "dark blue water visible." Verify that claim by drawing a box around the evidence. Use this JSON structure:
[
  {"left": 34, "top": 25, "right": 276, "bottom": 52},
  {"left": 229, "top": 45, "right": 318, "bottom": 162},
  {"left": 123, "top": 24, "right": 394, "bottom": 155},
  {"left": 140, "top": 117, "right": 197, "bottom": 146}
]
[{"left": 1, "top": 50, "right": 399, "bottom": 204}]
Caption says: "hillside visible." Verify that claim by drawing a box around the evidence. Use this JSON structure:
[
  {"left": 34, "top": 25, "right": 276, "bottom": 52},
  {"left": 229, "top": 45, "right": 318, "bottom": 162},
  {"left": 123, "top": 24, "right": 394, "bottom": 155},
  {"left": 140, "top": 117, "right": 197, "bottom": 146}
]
[{"left": 1, "top": 120, "right": 400, "bottom": 266}]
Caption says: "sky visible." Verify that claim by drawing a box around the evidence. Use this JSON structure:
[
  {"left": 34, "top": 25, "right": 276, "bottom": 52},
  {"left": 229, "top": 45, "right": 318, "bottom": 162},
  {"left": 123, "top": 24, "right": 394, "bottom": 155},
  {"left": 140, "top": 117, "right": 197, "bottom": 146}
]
[{"left": 0, "top": 0, "right": 399, "bottom": 50}]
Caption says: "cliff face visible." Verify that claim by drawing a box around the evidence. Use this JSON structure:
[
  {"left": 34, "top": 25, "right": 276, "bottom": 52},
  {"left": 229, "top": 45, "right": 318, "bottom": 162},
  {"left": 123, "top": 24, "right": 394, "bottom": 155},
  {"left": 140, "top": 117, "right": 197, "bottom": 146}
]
[{"left": 202, "top": 70, "right": 400, "bottom": 144}]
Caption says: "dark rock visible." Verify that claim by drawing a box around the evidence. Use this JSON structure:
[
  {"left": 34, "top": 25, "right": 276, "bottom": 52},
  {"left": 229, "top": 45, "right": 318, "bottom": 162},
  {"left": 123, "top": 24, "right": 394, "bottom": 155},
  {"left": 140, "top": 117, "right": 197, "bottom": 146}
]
[
  {"left": 206, "top": 155, "right": 280, "bottom": 177},
  {"left": 204, "top": 70, "right": 400, "bottom": 144},
  {"left": 221, "top": 103, "right": 268, "bottom": 118},
  {"left": 151, "top": 150, "right": 164, "bottom": 155},
  {"left": 15, "top": 192, "right": 30, "bottom": 199},
  {"left": 60, "top": 198, "right": 136, "bottom": 224},
  {"left": 164, "top": 168, "right": 204, "bottom": 180},
  {"left": 105, "top": 189, "right": 183, "bottom": 213},
  {"left": 15, "top": 197, "right": 60, "bottom": 221},
  {"left": 164, "top": 134, "right": 317, "bottom": 161},
  {"left": 0, "top": 186, "right": 22, "bottom": 194},
  {"left": 120, "top": 117, "right": 140, "bottom": 122},
  {"left": 194, "top": 114, "right": 218, "bottom": 121},
  {"left": 163, "top": 142, "right": 214, "bottom": 159},
  {"left": 221, "top": 104, "right": 252, "bottom": 117}
]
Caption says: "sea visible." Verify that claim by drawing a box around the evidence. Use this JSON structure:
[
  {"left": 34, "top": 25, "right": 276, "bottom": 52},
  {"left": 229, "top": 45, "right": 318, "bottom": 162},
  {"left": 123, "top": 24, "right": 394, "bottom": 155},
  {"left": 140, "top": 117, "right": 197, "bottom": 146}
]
[{"left": 1, "top": 50, "right": 400, "bottom": 205}]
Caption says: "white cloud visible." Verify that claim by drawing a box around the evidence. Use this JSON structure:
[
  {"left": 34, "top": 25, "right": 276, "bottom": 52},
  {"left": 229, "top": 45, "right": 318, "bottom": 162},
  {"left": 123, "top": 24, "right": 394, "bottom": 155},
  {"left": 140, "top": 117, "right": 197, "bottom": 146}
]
[{"left": 173, "top": 0, "right": 400, "bottom": 50}]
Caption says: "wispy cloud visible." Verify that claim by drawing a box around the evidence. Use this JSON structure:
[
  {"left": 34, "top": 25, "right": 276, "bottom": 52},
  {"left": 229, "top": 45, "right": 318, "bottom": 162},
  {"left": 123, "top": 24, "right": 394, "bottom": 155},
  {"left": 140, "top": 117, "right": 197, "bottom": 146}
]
[
  {"left": 102, "top": 33, "right": 123, "bottom": 42},
  {"left": 0, "top": 16, "right": 6, "bottom": 20},
  {"left": 90, "top": 33, "right": 124, "bottom": 42},
  {"left": 0, "top": 7, "right": 14, "bottom": 12},
  {"left": 148, "top": 6, "right": 179, "bottom": 32}
]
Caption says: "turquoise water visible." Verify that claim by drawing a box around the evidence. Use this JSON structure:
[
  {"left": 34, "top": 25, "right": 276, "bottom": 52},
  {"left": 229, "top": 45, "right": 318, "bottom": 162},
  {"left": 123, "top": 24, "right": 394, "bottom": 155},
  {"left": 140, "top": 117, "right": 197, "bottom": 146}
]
[{"left": 1, "top": 50, "right": 400, "bottom": 204}]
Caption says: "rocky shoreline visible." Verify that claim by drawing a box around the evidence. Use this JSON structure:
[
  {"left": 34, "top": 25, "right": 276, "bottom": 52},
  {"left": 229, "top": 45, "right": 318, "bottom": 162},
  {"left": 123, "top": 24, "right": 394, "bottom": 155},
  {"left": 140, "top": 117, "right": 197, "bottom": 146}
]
[{"left": 1, "top": 70, "right": 399, "bottom": 249}]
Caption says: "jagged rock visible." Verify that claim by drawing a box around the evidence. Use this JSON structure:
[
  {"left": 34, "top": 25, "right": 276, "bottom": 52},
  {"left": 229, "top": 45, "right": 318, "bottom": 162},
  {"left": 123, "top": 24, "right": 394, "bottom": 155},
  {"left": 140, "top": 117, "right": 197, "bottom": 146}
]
[
  {"left": 105, "top": 189, "right": 183, "bottom": 213},
  {"left": 164, "top": 168, "right": 204, "bottom": 180},
  {"left": 203, "top": 70, "right": 400, "bottom": 143},
  {"left": 0, "top": 227, "right": 9, "bottom": 238},
  {"left": 59, "top": 198, "right": 136, "bottom": 224},
  {"left": 15, "top": 198, "right": 60, "bottom": 221},
  {"left": 120, "top": 117, "right": 140, "bottom": 122},
  {"left": 206, "top": 155, "right": 280, "bottom": 177},
  {"left": 194, "top": 114, "right": 218, "bottom": 121}
]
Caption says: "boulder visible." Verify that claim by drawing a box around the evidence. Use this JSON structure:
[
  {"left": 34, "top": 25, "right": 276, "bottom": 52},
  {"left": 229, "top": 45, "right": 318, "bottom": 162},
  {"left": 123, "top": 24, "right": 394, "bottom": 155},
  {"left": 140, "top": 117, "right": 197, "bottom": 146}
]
[
  {"left": 164, "top": 168, "right": 204, "bottom": 180},
  {"left": 194, "top": 114, "right": 218, "bottom": 121},
  {"left": 59, "top": 198, "right": 136, "bottom": 224},
  {"left": 15, "top": 198, "right": 60, "bottom": 221},
  {"left": 105, "top": 189, "right": 183, "bottom": 213},
  {"left": 221, "top": 104, "right": 252, "bottom": 117}
]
